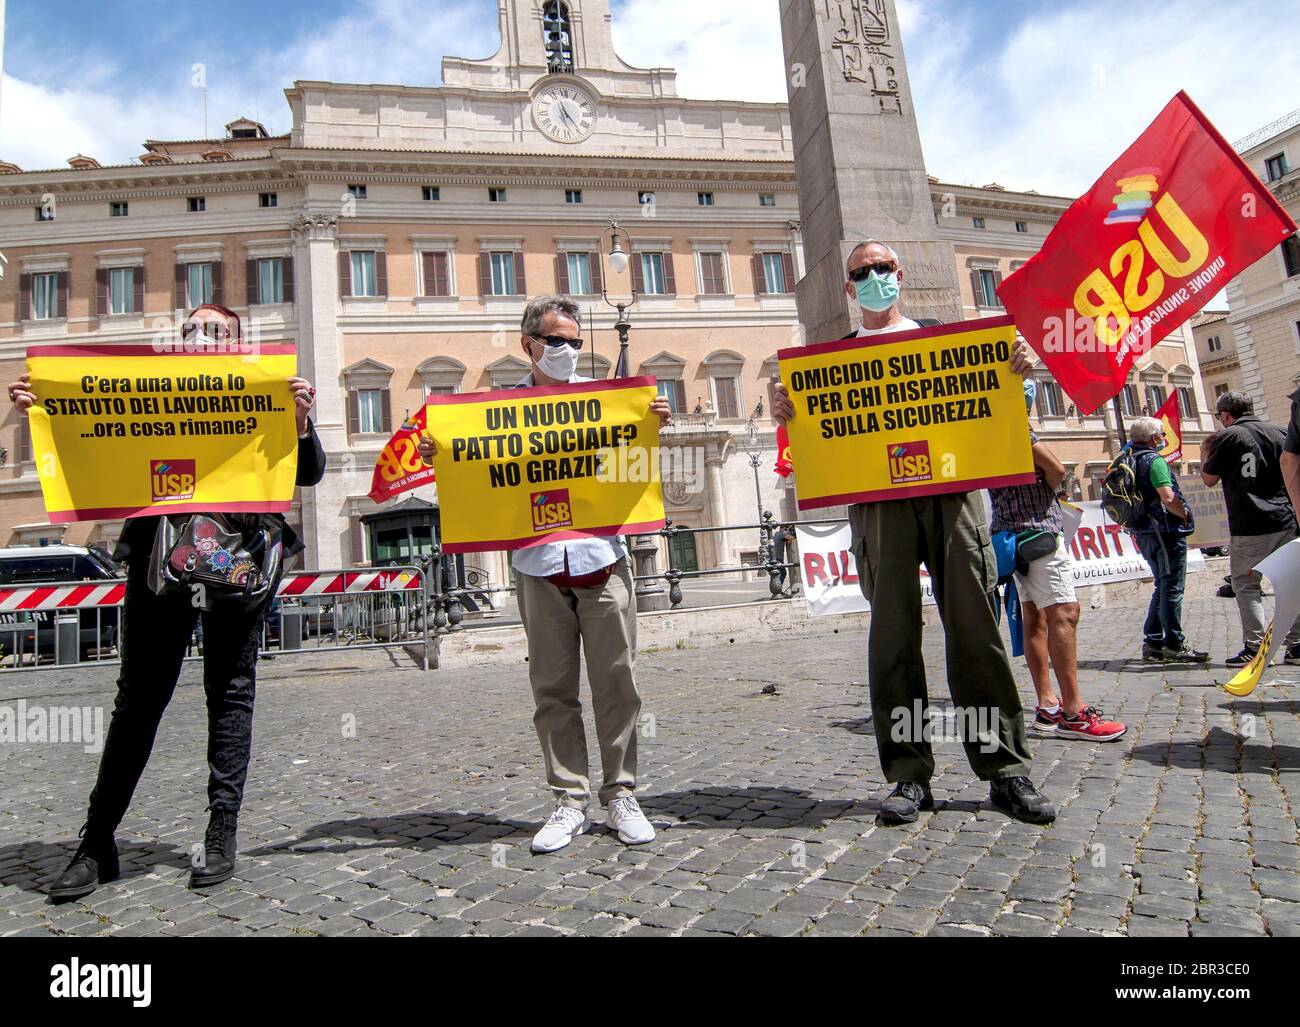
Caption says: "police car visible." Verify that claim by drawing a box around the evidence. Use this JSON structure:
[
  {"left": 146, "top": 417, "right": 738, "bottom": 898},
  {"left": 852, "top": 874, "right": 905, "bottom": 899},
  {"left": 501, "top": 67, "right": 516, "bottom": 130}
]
[{"left": 0, "top": 544, "right": 122, "bottom": 663}]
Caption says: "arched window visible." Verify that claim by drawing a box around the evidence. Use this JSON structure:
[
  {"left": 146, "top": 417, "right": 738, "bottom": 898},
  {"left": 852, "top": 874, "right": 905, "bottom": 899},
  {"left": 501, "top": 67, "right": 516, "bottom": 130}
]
[{"left": 542, "top": 2, "right": 574, "bottom": 74}]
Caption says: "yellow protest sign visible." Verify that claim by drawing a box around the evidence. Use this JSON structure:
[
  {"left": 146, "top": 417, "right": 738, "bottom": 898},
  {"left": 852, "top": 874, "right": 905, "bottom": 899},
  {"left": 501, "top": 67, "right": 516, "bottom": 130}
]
[
  {"left": 778, "top": 316, "right": 1036, "bottom": 510},
  {"left": 426, "top": 377, "right": 665, "bottom": 553},
  {"left": 26, "top": 343, "right": 299, "bottom": 523}
]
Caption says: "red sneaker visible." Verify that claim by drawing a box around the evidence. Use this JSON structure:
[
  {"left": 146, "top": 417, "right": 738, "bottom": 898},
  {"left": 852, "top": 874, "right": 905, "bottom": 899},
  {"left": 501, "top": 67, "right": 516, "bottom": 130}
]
[{"left": 1057, "top": 706, "right": 1127, "bottom": 742}]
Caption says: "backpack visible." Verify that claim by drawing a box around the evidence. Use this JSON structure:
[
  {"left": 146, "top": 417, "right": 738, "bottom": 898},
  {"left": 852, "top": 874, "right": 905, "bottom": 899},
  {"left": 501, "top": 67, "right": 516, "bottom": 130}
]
[{"left": 1100, "top": 448, "right": 1146, "bottom": 530}]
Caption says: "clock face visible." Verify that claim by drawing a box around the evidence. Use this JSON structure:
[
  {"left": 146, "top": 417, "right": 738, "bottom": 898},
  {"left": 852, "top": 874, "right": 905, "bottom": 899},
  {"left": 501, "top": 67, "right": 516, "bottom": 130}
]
[{"left": 533, "top": 85, "right": 597, "bottom": 143}]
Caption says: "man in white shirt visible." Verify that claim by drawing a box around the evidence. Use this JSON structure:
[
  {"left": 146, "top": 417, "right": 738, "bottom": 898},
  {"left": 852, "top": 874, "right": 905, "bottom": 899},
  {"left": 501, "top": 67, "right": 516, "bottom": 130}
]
[
  {"left": 772, "top": 242, "right": 1056, "bottom": 827},
  {"left": 422, "top": 295, "right": 670, "bottom": 853}
]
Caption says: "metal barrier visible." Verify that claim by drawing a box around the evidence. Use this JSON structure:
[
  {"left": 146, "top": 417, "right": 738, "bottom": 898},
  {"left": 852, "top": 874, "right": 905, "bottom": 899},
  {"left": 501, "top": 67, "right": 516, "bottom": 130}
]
[
  {"left": 0, "top": 565, "right": 431, "bottom": 674},
  {"left": 428, "top": 513, "right": 839, "bottom": 628},
  {"left": 0, "top": 516, "right": 827, "bottom": 674}
]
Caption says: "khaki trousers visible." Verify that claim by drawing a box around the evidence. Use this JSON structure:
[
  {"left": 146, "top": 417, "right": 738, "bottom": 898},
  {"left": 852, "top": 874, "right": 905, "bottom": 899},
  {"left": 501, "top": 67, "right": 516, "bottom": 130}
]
[
  {"left": 515, "top": 558, "right": 641, "bottom": 808},
  {"left": 1230, "top": 528, "right": 1300, "bottom": 650}
]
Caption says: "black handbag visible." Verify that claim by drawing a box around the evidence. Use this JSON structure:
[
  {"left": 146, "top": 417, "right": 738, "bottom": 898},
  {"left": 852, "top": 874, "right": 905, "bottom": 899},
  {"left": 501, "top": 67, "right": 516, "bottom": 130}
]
[
  {"left": 1014, "top": 529, "right": 1060, "bottom": 576},
  {"left": 148, "top": 513, "right": 283, "bottom": 609}
]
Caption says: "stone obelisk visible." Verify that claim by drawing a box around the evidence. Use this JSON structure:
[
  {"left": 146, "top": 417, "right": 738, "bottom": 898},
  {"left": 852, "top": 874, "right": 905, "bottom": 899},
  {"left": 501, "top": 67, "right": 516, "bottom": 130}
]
[{"left": 780, "top": 0, "right": 963, "bottom": 342}]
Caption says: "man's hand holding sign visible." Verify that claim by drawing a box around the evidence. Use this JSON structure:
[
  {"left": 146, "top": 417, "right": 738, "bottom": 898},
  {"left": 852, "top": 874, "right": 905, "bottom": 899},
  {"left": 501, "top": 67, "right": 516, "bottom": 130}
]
[{"left": 424, "top": 378, "right": 668, "bottom": 553}]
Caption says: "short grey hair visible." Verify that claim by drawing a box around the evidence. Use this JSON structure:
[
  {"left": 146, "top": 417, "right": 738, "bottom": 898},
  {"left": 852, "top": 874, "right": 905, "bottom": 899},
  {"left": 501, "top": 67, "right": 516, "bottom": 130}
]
[
  {"left": 846, "top": 240, "right": 900, "bottom": 276},
  {"left": 1215, "top": 390, "right": 1254, "bottom": 419},
  {"left": 1129, "top": 416, "right": 1164, "bottom": 445},
  {"left": 521, "top": 294, "right": 581, "bottom": 337}
]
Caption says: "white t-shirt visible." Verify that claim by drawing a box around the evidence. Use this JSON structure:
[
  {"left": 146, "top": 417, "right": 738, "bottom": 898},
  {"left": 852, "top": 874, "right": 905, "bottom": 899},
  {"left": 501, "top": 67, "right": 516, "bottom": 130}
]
[{"left": 856, "top": 317, "right": 921, "bottom": 338}]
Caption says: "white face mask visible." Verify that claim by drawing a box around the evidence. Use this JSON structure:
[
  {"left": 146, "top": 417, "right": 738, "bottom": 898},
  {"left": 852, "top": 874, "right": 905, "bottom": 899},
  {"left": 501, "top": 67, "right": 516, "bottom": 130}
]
[{"left": 534, "top": 339, "right": 580, "bottom": 381}]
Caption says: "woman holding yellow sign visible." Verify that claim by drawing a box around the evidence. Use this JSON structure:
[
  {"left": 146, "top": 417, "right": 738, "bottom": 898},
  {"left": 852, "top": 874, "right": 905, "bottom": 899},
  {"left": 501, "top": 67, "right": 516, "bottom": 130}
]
[{"left": 7, "top": 304, "right": 326, "bottom": 900}]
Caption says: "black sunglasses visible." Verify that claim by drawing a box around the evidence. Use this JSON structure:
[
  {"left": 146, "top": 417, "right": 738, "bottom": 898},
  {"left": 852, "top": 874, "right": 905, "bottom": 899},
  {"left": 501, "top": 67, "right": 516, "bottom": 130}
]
[
  {"left": 848, "top": 262, "right": 899, "bottom": 283},
  {"left": 531, "top": 335, "right": 584, "bottom": 351}
]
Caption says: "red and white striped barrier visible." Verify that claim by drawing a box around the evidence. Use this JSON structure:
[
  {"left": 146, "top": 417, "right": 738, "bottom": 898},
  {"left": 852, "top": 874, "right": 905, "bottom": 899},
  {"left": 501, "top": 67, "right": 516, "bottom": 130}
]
[
  {"left": 0, "top": 583, "right": 126, "bottom": 613},
  {"left": 0, "top": 569, "right": 422, "bottom": 612},
  {"left": 276, "top": 570, "right": 424, "bottom": 598}
]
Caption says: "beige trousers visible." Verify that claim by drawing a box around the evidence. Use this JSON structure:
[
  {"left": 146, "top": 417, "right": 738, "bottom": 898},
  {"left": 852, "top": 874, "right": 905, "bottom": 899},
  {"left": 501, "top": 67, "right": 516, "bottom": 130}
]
[{"left": 514, "top": 558, "right": 640, "bottom": 808}]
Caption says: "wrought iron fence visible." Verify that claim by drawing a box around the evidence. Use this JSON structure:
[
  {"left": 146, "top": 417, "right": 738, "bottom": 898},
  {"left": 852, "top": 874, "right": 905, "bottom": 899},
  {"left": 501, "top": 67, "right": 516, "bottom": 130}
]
[
  {"left": 0, "top": 516, "right": 841, "bottom": 673},
  {"left": 427, "top": 513, "right": 844, "bottom": 628}
]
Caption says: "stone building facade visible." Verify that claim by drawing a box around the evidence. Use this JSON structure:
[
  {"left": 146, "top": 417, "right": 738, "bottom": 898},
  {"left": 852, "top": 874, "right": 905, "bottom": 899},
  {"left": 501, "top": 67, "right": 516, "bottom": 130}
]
[{"left": 0, "top": 0, "right": 1212, "bottom": 580}]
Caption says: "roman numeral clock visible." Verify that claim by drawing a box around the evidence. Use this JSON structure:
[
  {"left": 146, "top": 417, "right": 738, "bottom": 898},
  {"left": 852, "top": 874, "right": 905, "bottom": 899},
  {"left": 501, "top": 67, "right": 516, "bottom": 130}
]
[{"left": 532, "top": 84, "right": 597, "bottom": 143}]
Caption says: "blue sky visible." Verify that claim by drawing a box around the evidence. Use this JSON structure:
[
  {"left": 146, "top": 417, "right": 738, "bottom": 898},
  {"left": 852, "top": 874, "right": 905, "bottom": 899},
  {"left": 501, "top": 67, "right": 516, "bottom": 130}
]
[{"left": 2, "top": 0, "right": 1297, "bottom": 195}]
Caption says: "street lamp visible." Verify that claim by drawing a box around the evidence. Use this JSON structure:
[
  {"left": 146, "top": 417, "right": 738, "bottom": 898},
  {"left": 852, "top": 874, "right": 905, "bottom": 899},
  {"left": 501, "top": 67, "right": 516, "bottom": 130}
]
[
  {"left": 601, "top": 218, "right": 639, "bottom": 378},
  {"left": 599, "top": 217, "right": 665, "bottom": 611},
  {"left": 742, "top": 416, "right": 778, "bottom": 595}
]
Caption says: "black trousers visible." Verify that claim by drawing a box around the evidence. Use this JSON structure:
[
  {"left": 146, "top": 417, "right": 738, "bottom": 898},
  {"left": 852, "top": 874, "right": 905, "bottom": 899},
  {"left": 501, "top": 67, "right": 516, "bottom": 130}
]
[{"left": 84, "top": 558, "right": 273, "bottom": 837}]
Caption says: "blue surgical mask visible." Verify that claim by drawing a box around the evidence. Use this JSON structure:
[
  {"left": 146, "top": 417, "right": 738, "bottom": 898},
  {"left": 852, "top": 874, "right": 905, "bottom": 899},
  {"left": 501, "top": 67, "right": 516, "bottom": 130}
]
[
  {"left": 1023, "top": 379, "right": 1038, "bottom": 413},
  {"left": 855, "top": 270, "right": 900, "bottom": 312}
]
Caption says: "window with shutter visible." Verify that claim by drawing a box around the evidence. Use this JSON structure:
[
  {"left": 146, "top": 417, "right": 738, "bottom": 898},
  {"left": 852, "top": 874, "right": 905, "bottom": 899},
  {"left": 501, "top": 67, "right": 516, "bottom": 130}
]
[
  {"left": 95, "top": 268, "right": 109, "bottom": 316},
  {"left": 512, "top": 251, "right": 527, "bottom": 295},
  {"left": 338, "top": 251, "right": 352, "bottom": 297},
  {"left": 19, "top": 273, "right": 32, "bottom": 320},
  {"left": 17, "top": 418, "right": 32, "bottom": 463},
  {"left": 357, "top": 390, "right": 383, "bottom": 433},
  {"left": 699, "top": 252, "right": 727, "bottom": 295},
  {"left": 713, "top": 376, "right": 740, "bottom": 419},
  {"left": 256, "top": 258, "right": 285, "bottom": 305},
  {"left": 108, "top": 267, "right": 137, "bottom": 315},
  {"left": 31, "top": 273, "right": 60, "bottom": 320},
  {"left": 421, "top": 252, "right": 449, "bottom": 297}
]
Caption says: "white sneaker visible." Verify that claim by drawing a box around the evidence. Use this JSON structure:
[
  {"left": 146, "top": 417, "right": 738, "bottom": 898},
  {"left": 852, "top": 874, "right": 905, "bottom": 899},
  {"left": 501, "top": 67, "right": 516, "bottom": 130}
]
[
  {"left": 531, "top": 805, "right": 587, "bottom": 854},
  {"left": 605, "top": 796, "right": 656, "bottom": 845}
]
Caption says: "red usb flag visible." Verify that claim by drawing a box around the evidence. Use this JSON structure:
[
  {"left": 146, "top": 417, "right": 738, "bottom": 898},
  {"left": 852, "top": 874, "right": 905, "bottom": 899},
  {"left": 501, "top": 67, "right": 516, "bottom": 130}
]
[
  {"left": 1154, "top": 392, "right": 1184, "bottom": 464},
  {"left": 369, "top": 407, "right": 436, "bottom": 504},
  {"left": 998, "top": 91, "right": 1297, "bottom": 415},
  {"left": 775, "top": 423, "right": 794, "bottom": 478}
]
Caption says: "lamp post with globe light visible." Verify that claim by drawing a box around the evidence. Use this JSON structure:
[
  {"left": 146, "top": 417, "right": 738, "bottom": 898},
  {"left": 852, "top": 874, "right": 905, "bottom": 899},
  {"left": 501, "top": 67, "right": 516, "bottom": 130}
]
[{"left": 599, "top": 217, "right": 667, "bottom": 611}]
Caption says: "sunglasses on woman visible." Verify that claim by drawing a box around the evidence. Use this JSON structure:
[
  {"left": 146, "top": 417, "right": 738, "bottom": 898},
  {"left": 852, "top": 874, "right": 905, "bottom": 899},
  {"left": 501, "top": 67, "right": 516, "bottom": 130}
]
[{"left": 848, "top": 261, "right": 899, "bottom": 283}]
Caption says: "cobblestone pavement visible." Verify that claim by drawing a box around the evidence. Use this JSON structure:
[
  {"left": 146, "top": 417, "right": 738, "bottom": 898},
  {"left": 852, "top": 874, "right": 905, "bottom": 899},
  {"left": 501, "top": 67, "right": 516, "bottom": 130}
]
[{"left": 1, "top": 595, "right": 1298, "bottom": 938}]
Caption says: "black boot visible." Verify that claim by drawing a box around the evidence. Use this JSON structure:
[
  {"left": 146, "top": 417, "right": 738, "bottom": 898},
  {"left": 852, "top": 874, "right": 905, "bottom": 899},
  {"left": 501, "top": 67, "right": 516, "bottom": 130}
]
[
  {"left": 990, "top": 777, "right": 1057, "bottom": 824},
  {"left": 49, "top": 828, "right": 119, "bottom": 902},
  {"left": 190, "top": 808, "right": 238, "bottom": 889},
  {"left": 879, "top": 781, "right": 934, "bottom": 825}
]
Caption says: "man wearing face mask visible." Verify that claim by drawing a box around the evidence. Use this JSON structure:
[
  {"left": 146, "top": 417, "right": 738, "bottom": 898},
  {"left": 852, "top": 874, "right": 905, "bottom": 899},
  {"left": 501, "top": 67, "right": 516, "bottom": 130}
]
[
  {"left": 420, "top": 295, "right": 671, "bottom": 854},
  {"left": 772, "top": 242, "right": 1056, "bottom": 827}
]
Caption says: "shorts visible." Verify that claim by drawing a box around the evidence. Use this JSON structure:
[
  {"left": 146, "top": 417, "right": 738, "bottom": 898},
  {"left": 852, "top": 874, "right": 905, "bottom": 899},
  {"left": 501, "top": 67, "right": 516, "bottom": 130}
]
[{"left": 1013, "top": 539, "right": 1077, "bottom": 609}]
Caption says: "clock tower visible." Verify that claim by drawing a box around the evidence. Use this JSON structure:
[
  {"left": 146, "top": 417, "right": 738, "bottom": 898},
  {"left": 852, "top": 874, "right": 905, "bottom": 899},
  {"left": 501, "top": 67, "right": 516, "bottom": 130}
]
[{"left": 441, "top": 0, "right": 682, "bottom": 103}]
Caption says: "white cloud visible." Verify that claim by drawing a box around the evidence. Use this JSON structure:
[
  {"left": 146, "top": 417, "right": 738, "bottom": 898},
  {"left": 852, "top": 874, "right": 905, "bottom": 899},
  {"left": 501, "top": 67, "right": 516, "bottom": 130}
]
[
  {"left": 900, "top": 0, "right": 1300, "bottom": 194},
  {"left": 0, "top": 0, "right": 497, "bottom": 169}
]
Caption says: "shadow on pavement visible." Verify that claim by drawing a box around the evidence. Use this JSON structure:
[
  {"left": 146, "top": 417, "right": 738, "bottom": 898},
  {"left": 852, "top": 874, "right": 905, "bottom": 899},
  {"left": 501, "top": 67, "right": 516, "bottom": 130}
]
[
  {"left": 1129, "top": 726, "right": 1300, "bottom": 773},
  {"left": 0, "top": 839, "right": 192, "bottom": 900},
  {"left": 248, "top": 786, "right": 875, "bottom": 859}
]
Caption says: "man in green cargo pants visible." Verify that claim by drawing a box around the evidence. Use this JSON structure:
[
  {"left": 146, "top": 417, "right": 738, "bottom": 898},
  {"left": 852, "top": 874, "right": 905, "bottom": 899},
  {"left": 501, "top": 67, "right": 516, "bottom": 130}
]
[{"left": 772, "top": 240, "right": 1056, "bottom": 826}]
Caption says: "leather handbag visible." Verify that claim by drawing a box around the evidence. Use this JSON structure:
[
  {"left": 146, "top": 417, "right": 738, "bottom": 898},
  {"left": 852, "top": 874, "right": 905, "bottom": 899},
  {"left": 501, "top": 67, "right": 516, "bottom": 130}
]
[{"left": 148, "top": 513, "right": 283, "bottom": 609}]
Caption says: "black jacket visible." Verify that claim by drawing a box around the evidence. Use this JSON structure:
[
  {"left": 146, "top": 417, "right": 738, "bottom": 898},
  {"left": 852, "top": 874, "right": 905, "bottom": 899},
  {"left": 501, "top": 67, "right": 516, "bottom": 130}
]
[{"left": 112, "top": 423, "right": 327, "bottom": 564}]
